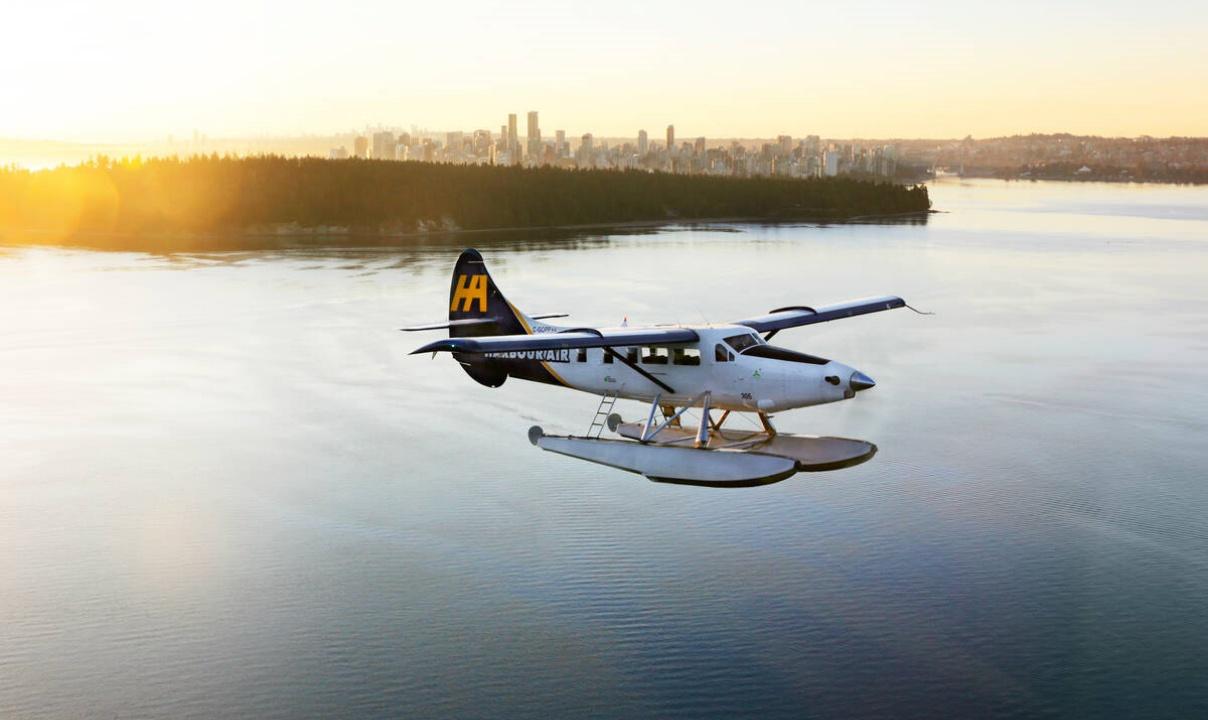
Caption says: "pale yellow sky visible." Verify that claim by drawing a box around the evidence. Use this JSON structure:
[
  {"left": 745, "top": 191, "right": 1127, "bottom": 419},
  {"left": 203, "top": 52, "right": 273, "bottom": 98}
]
[{"left": 5, "top": 0, "right": 1207, "bottom": 141}]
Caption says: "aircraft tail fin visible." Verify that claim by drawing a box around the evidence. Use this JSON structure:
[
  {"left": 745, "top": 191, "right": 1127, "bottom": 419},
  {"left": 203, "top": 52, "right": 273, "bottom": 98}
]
[
  {"left": 446, "top": 248, "right": 534, "bottom": 388},
  {"left": 448, "top": 248, "right": 531, "bottom": 338}
]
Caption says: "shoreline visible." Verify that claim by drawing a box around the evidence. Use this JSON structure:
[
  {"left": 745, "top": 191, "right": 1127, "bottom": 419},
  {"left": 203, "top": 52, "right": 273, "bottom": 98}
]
[
  {"left": 932, "top": 174, "right": 1208, "bottom": 187},
  {"left": 0, "top": 209, "right": 934, "bottom": 252}
]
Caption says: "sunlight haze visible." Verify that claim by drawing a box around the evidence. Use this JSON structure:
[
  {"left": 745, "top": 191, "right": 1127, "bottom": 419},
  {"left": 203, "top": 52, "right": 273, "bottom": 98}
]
[{"left": 5, "top": 0, "right": 1208, "bottom": 141}]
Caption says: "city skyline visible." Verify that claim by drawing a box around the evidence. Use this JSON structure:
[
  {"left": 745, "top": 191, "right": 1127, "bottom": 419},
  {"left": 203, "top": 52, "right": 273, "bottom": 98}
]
[
  {"left": 5, "top": 116, "right": 1207, "bottom": 185},
  {"left": 320, "top": 112, "right": 903, "bottom": 182},
  {"left": 6, "top": 0, "right": 1208, "bottom": 142},
  {"left": 314, "top": 115, "right": 1208, "bottom": 185}
]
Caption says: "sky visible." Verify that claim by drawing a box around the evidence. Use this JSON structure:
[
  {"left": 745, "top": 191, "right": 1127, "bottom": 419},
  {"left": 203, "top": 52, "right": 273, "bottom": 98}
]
[{"left": 5, "top": 0, "right": 1207, "bottom": 142}]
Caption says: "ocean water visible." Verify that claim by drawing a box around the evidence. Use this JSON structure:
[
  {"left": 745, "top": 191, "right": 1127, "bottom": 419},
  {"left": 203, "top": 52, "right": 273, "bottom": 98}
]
[{"left": 2, "top": 179, "right": 1207, "bottom": 718}]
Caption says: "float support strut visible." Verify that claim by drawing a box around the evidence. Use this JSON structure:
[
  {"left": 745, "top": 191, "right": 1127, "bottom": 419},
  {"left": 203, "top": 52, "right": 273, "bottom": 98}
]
[
  {"left": 641, "top": 393, "right": 662, "bottom": 442},
  {"left": 640, "top": 391, "right": 713, "bottom": 444},
  {"left": 694, "top": 392, "right": 712, "bottom": 448},
  {"left": 758, "top": 412, "right": 777, "bottom": 437}
]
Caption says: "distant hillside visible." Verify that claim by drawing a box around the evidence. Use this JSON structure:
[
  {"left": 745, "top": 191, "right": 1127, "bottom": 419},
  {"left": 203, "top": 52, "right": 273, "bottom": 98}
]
[{"left": 0, "top": 156, "right": 930, "bottom": 249}]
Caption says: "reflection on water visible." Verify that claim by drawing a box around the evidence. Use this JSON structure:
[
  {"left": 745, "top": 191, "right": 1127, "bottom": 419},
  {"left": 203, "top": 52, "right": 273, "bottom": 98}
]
[
  {"left": 6, "top": 207, "right": 932, "bottom": 257},
  {"left": 2, "top": 179, "right": 1207, "bottom": 718}
]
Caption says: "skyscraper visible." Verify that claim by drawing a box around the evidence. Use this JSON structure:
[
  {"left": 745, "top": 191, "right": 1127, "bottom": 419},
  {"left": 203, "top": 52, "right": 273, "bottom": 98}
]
[
  {"left": 526, "top": 111, "right": 540, "bottom": 160},
  {"left": 823, "top": 150, "right": 840, "bottom": 177},
  {"left": 372, "top": 131, "right": 396, "bottom": 160},
  {"left": 555, "top": 129, "right": 566, "bottom": 158},
  {"left": 666, "top": 125, "right": 675, "bottom": 155},
  {"left": 579, "top": 133, "right": 594, "bottom": 167},
  {"left": 353, "top": 136, "right": 369, "bottom": 159},
  {"left": 446, "top": 131, "right": 464, "bottom": 160},
  {"left": 473, "top": 129, "right": 492, "bottom": 155},
  {"left": 507, "top": 113, "right": 518, "bottom": 157},
  {"left": 638, "top": 129, "right": 648, "bottom": 156}
]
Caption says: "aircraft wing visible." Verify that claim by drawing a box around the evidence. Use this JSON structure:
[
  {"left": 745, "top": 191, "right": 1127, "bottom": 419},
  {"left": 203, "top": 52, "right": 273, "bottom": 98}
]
[
  {"left": 734, "top": 296, "right": 906, "bottom": 334},
  {"left": 410, "top": 327, "right": 699, "bottom": 355}
]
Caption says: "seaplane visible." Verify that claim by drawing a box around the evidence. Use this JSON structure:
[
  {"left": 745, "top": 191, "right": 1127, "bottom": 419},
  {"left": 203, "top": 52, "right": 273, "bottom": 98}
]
[{"left": 404, "top": 248, "right": 918, "bottom": 487}]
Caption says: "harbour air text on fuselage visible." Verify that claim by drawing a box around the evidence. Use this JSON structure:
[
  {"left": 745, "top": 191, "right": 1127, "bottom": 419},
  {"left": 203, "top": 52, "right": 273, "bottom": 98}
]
[{"left": 403, "top": 249, "right": 919, "bottom": 486}]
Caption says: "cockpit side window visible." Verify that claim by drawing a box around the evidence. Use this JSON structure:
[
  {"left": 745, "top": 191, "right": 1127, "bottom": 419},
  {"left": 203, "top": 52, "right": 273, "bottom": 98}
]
[
  {"left": 724, "top": 332, "right": 762, "bottom": 353},
  {"left": 714, "top": 343, "right": 731, "bottom": 362}
]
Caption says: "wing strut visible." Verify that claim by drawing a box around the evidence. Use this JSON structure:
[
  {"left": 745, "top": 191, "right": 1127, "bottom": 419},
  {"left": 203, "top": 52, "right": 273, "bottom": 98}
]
[{"left": 603, "top": 347, "right": 676, "bottom": 394}]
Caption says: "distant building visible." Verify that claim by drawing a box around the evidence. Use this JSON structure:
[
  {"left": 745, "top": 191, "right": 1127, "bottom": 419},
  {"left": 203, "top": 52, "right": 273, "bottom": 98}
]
[
  {"left": 694, "top": 137, "right": 706, "bottom": 156},
  {"left": 372, "top": 131, "right": 396, "bottom": 160},
  {"left": 555, "top": 129, "right": 566, "bottom": 157},
  {"left": 879, "top": 145, "right": 898, "bottom": 176},
  {"left": 472, "top": 129, "right": 492, "bottom": 155},
  {"left": 446, "top": 131, "right": 464, "bottom": 159},
  {"left": 666, "top": 125, "right": 675, "bottom": 156},
  {"left": 353, "top": 136, "right": 369, "bottom": 159},
  {"left": 638, "top": 129, "right": 648, "bottom": 156},
  {"left": 526, "top": 111, "right": 540, "bottom": 160},
  {"left": 507, "top": 113, "right": 518, "bottom": 157},
  {"left": 823, "top": 150, "right": 840, "bottom": 177},
  {"left": 579, "top": 133, "right": 594, "bottom": 167},
  {"left": 329, "top": 146, "right": 348, "bottom": 160},
  {"left": 777, "top": 135, "right": 792, "bottom": 156}
]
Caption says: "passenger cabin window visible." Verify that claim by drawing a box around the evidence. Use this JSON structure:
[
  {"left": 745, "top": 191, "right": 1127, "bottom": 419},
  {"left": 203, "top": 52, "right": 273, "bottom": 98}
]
[
  {"left": 724, "top": 332, "right": 761, "bottom": 354},
  {"left": 603, "top": 349, "right": 614, "bottom": 364},
  {"left": 672, "top": 348, "right": 701, "bottom": 366},
  {"left": 626, "top": 348, "right": 639, "bottom": 364},
  {"left": 576, "top": 348, "right": 587, "bottom": 363},
  {"left": 714, "top": 344, "right": 734, "bottom": 362},
  {"left": 642, "top": 347, "right": 668, "bottom": 365}
]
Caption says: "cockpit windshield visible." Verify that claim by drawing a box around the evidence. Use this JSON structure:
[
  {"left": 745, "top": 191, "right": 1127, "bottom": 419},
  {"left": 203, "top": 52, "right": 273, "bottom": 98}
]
[{"left": 724, "top": 332, "right": 764, "bottom": 353}]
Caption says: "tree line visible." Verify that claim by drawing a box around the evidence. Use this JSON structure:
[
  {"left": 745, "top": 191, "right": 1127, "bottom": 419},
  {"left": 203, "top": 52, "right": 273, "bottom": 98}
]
[{"left": 0, "top": 155, "right": 931, "bottom": 241}]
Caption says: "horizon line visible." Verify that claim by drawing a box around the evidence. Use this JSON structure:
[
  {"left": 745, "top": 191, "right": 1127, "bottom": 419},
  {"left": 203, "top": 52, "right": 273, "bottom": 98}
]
[{"left": 5, "top": 130, "right": 1208, "bottom": 147}]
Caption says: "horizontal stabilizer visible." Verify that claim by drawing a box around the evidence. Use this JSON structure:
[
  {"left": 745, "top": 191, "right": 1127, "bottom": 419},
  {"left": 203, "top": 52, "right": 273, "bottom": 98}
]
[
  {"left": 399, "top": 317, "right": 499, "bottom": 332},
  {"left": 401, "top": 313, "right": 566, "bottom": 332},
  {"left": 411, "top": 326, "right": 698, "bottom": 355}
]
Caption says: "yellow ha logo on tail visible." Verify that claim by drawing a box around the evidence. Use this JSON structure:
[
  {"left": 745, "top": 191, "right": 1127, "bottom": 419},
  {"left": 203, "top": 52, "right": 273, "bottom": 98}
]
[{"left": 450, "top": 274, "right": 488, "bottom": 312}]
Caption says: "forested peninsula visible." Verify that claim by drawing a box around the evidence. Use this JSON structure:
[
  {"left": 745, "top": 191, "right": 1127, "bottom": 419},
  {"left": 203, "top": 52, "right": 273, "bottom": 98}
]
[{"left": 1, "top": 156, "right": 930, "bottom": 250}]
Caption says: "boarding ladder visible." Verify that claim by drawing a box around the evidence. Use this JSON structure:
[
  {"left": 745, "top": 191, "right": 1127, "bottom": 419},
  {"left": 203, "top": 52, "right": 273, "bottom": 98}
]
[{"left": 586, "top": 390, "right": 619, "bottom": 438}]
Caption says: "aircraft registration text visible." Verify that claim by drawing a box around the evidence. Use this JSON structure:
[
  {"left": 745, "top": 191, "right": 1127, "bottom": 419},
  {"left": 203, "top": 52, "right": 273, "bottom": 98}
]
[{"left": 485, "top": 349, "right": 571, "bottom": 362}]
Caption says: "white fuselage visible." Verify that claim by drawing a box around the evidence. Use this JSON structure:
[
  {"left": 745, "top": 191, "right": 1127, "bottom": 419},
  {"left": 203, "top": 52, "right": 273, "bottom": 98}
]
[{"left": 517, "top": 321, "right": 867, "bottom": 412}]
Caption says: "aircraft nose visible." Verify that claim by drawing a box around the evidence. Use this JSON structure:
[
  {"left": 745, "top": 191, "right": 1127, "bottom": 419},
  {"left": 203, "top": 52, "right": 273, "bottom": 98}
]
[{"left": 850, "top": 371, "right": 876, "bottom": 392}]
